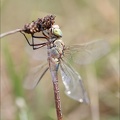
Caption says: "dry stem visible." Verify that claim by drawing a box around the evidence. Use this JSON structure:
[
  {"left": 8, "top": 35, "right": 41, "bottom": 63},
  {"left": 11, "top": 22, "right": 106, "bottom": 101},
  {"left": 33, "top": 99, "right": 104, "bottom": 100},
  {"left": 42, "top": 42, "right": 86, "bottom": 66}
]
[{"left": 0, "top": 29, "right": 23, "bottom": 38}]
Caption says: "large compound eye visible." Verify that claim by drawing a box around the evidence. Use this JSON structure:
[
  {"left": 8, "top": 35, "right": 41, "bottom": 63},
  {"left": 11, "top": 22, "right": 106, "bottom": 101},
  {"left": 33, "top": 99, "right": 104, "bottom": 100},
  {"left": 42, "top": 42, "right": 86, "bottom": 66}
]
[
  {"left": 52, "top": 25, "right": 59, "bottom": 29},
  {"left": 53, "top": 28, "right": 62, "bottom": 37}
]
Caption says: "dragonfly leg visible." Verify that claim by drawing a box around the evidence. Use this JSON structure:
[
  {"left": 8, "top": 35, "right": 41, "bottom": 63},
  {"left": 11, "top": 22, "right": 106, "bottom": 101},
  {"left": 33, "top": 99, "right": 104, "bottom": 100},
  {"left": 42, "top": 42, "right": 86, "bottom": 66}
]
[
  {"left": 32, "top": 35, "right": 47, "bottom": 39},
  {"left": 42, "top": 31, "right": 50, "bottom": 40},
  {"left": 20, "top": 31, "right": 33, "bottom": 46},
  {"left": 31, "top": 35, "right": 45, "bottom": 50},
  {"left": 20, "top": 31, "right": 47, "bottom": 50}
]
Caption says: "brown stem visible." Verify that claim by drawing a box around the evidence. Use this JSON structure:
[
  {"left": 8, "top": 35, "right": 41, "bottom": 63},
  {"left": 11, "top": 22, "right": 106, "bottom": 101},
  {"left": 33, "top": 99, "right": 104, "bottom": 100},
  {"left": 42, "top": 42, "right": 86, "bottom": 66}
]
[
  {"left": 53, "top": 81, "right": 63, "bottom": 120},
  {"left": 0, "top": 29, "right": 22, "bottom": 38}
]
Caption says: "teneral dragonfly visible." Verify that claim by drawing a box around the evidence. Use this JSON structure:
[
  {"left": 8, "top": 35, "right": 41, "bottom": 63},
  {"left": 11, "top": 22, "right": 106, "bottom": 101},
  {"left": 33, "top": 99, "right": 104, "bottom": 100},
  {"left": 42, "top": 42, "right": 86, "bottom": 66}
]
[{"left": 23, "top": 25, "right": 110, "bottom": 120}]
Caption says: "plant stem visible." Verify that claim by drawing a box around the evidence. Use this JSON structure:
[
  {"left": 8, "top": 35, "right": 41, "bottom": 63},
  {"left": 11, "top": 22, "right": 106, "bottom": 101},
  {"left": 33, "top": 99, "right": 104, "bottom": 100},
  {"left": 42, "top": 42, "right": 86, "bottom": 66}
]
[{"left": 0, "top": 29, "right": 23, "bottom": 38}]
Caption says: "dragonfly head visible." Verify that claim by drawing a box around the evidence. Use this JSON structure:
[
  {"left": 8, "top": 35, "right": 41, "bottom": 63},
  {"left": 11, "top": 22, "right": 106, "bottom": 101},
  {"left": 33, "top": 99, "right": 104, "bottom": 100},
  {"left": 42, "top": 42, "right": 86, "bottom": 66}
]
[{"left": 51, "top": 25, "right": 63, "bottom": 37}]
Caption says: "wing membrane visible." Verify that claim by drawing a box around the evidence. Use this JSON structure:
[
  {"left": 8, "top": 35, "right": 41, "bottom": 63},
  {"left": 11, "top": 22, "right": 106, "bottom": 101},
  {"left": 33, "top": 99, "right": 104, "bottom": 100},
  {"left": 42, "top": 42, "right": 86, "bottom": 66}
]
[
  {"left": 24, "top": 62, "right": 49, "bottom": 89},
  {"left": 64, "top": 40, "right": 110, "bottom": 65},
  {"left": 60, "top": 60, "right": 89, "bottom": 103},
  {"left": 25, "top": 38, "right": 47, "bottom": 61}
]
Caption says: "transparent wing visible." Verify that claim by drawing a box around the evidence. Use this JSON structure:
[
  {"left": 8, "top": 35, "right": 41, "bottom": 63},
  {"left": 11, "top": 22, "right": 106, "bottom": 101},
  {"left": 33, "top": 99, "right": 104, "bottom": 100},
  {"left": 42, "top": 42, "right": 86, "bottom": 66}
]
[
  {"left": 60, "top": 60, "right": 89, "bottom": 103},
  {"left": 24, "top": 62, "right": 49, "bottom": 89},
  {"left": 25, "top": 38, "right": 47, "bottom": 61},
  {"left": 64, "top": 40, "right": 110, "bottom": 65}
]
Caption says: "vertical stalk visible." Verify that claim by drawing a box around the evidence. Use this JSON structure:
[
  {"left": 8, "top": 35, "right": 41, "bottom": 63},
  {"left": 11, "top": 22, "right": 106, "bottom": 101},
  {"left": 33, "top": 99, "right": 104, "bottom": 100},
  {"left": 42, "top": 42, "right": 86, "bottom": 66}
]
[
  {"left": 49, "top": 60, "right": 63, "bottom": 120},
  {"left": 53, "top": 81, "right": 63, "bottom": 120}
]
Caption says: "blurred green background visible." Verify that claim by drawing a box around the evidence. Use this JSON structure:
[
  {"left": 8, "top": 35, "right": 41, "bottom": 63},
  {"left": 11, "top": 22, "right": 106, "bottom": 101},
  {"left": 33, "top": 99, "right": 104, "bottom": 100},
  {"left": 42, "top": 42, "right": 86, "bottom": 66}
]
[{"left": 1, "top": 0, "right": 119, "bottom": 120}]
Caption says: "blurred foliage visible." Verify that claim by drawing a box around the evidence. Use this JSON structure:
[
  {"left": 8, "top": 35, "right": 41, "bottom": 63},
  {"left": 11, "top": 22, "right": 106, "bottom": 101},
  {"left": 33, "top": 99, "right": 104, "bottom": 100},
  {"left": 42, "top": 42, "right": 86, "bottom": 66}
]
[
  {"left": 1, "top": 0, "right": 119, "bottom": 120},
  {"left": 3, "top": 41, "right": 24, "bottom": 97}
]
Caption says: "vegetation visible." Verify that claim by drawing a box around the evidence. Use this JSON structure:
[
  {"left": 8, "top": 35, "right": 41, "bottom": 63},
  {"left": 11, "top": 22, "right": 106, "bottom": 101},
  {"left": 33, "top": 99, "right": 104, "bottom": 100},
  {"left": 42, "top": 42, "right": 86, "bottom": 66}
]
[{"left": 1, "top": 0, "right": 119, "bottom": 120}]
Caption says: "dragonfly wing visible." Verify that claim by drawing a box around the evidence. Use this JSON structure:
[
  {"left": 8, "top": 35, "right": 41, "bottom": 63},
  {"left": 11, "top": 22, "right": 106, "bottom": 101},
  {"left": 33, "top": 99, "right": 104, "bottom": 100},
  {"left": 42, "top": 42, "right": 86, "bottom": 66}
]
[
  {"left": 25, "top": 38, "right": 47, "bottom": 61},
  {"left": 64, "top": 40, "right": 110, "bottom": 65},
  {"left": 24, "top": 62, "right": 49, "bottom": 89},
  {"left": 60, "top": 60, "right": 89, "bottom": 103}
]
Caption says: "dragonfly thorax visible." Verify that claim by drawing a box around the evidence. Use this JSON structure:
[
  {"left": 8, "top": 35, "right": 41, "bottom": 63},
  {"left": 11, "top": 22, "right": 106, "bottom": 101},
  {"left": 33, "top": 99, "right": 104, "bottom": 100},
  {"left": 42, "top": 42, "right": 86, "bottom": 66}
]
[{"left": 48, "top": 39, "right": 64, "bottom": 60}]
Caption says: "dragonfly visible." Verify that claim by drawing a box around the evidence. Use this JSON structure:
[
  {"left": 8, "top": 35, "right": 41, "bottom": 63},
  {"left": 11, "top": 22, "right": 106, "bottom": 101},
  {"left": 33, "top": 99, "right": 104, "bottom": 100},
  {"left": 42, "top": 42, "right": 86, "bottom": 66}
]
[{"left": 22, "top": 24, "right": 110, "bottom": 120}]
